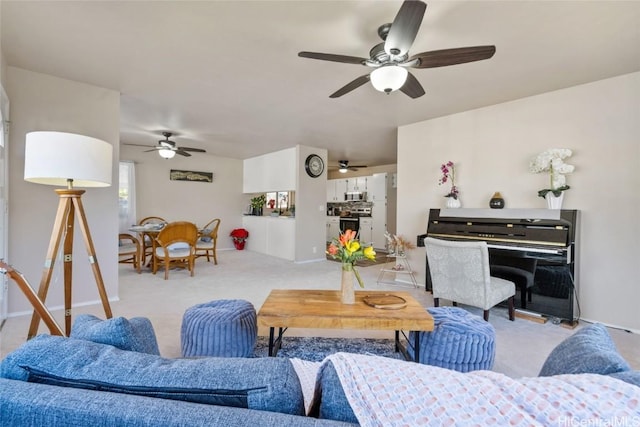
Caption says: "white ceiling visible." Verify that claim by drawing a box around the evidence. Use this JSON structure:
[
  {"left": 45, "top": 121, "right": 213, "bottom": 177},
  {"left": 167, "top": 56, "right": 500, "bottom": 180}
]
[{"left": 2, "top": 1, "right": 639, "bottom": 168}]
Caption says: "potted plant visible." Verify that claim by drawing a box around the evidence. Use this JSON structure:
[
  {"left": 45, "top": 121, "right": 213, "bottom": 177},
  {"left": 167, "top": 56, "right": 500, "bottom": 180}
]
[
  {"left": 326, "top": 229, "right": 376, "bottom": 304},
  {"left": 438, "top": 161, "right": 460, "bottom": 208},
  {"left": 529, "top": 148, "right": 575, "bottom": 209},
  {"left": 230, "top": 228, "right": 249, "bottom": 250},
  {"left": 250, "top": 195, "right": 266, "bottom": 216}
]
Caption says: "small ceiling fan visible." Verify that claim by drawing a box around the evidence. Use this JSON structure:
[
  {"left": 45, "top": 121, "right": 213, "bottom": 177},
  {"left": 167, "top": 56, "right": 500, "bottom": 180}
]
[
  {"left": 331, "top": 160, "right": 367, "bottom": 173},
  {"left": 298, "top": 0, "right": 496, "bottom": 98},
  {"left": 138, "top": 132, "right": 206, "bottom": 159}
]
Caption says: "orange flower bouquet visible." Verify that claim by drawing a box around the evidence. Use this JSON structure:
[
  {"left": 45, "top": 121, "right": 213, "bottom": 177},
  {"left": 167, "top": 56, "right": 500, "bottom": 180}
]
[{"left": 327, "top": 229, "right": 376, "bottom": 288}]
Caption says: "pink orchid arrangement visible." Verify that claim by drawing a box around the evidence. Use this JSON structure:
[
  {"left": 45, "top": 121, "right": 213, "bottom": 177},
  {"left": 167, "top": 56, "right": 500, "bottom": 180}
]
[{"left": 439, "top": 161, "right": 459, "bottom": 199}]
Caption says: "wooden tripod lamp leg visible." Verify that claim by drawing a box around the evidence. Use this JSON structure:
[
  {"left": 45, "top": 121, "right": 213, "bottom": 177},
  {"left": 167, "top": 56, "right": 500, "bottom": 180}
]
[
  {"left": 27, "top": 189, "right": 112, "bottom": 339},
  {"left": 72, "top": 195, "right": 112, "bottom": 319},
  {"left": 28, "top": 195, "right": 71, "bottom": 339},
  {"left": 63, "top": 196, "right": 75, "bottom": 334}
]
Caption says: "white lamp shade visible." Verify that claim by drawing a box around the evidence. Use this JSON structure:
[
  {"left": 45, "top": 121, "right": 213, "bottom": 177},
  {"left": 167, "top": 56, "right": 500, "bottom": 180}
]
[
  {"left": 370, "top": 66, "right": 408, "bottom": 93},
  {"left": 158, "top": 148, "right": 176, "bottom": 159},
  {"left": 24, "top": 131, "right": 113, "bottom": 187}
]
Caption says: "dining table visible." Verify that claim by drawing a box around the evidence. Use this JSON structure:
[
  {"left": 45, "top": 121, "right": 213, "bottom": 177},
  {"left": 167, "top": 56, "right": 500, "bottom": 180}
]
[
  {"left": 128, "top": 223, "right": 205, "bottom": 269},
  {"left": 128, "top": 224, "right": 164, "bottom": 267}
]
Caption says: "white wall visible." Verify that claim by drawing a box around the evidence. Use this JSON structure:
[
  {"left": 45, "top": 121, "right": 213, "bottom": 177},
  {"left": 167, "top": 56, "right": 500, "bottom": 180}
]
[
  {"left": 295, "top": 145, "right": 328, "bottom": 262},
  {"left": 6, "top": 67, "right": 120, "bottom": 316},
  {"left": 397, "top": 72, "right": 640, "bottom": 332},
  {"left": 120, "top": 145, "right": 246, "bottom": 250}
]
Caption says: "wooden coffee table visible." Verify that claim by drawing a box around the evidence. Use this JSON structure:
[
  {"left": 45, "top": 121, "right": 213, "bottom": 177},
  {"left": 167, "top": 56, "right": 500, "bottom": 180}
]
[{"left": 257, "top": 289, "right": 434, "bottom": 362}]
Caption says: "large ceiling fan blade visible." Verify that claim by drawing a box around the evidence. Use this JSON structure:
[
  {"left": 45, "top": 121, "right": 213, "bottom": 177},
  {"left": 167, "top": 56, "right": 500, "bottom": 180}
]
[
  {"left": 179, "top": 147, "right": 206, "bottom": 153},
  {"left": 124, "top": 143, "right": 154, "bottom": 148},
  {"left": 410, "top": 45, "right": 496, "bottom": 69},
  {"left": 384, "top": 0, "right": 426, "bottom": 56},
  {"left": 175, "top": 150, "right": 192, "bottom": 157},
  {"left": 329, "top": 74, "right": 370, "bottom": 98},
  {"left": 400, "top": 71, "right": 425, "bottom": 99},
  {"left": 298, "top": 51, "right": 367, "bottom": 65}
]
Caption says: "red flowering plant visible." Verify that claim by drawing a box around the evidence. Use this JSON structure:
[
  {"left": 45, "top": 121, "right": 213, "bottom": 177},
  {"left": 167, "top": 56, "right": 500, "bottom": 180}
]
[
  {"left": 230, "top": 228, "right": 249, "bottom": 250},
  {"left": 326, "top": 229, "right": 376, "bottom": 288},
  {"left": 438, "top": 161, "right": 459, "bottom": 199},
  {"left": 230, "top": 228, "right": 249, "bottom": 242}
]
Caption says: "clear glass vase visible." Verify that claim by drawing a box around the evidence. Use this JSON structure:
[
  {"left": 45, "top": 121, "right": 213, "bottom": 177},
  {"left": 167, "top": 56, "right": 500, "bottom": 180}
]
[{"left": 341, "top": 263, "right": 355, "bottom": 304}]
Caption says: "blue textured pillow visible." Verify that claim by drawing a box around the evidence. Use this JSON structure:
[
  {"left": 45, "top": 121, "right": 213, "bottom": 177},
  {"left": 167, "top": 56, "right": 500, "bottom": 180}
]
[
  {"left": 312, "top": 361, "right": 358, "bottom": 423},
  {"left": 200, "top": 229, "right": 212, "bottom": 242},
  {"left": 70, "top": 314, "right": 160, "bottom": 355},
  {"left": 609, "top": 371, "right": 640, "bottom": 388},
  {"left": 539, "top": 323, "right": 631, "bottom": 376},
  {"left": 0, "top": 335, "right": 305, "bottom": 416}
]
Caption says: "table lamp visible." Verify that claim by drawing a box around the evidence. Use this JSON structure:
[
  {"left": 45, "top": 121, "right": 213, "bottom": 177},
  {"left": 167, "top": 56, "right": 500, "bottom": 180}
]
[{"left": 22, "top": 131, "right": 113, "bottom": 338}]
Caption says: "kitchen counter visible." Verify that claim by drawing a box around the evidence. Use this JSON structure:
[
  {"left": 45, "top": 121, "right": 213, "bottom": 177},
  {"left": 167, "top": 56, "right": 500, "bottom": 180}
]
[{"left": 242, "top": 216, "right": 295, "bottom": 260}]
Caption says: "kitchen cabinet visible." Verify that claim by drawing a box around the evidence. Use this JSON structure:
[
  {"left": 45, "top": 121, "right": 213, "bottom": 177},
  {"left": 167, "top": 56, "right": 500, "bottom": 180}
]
[
  {"left": 359, "top": 217, "right": 373, "bottom": 245},
  {"left": 243, "top": 147, "right": 296, "bottom": 193},
  {"left": 326, "top": 216, "right": 340, "bottom": 242},
  {"left": 346, "top": 176, "right": 368, "bottom": 192},
  {"left": 242, "top": 216, "right": 295, "bottom": 260},
  {"left": 327, "top": 179, "right": 348, "bottom": 202}
]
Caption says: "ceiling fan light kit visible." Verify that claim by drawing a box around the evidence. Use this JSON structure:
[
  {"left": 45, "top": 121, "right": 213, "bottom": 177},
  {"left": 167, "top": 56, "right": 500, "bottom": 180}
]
[
  {"left": 336, "top": 160, "right": 366, "bottom": 173},
  {"left": 370, "top": 65, "right": 408, "bottom": 94},
  {"left": 158, "top": 148, "right": 176, "bottom": 159},
  {"left": 298, "top": 0, "right": 495, "bottom": 99}
]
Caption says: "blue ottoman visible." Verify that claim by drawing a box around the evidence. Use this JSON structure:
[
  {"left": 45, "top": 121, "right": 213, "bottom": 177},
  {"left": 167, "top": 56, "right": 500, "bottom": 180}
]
[
  {"left": 181, "top": 300, "right": 257, "bottom": 358},
  {"left": 409, "top": 307, "right": 496, "bottom": 372}
]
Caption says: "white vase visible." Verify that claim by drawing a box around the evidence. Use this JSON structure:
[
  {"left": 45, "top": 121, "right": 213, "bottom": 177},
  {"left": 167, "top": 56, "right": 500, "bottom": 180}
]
[
  {"left": 340, "top": 263, "right": 355, "bottom": 304},
  {"left": 545, "top": 192, "right": 564, "bottom": 209},
  {"left": 446, "top": 197, "right": 461, "bottom": 209}
]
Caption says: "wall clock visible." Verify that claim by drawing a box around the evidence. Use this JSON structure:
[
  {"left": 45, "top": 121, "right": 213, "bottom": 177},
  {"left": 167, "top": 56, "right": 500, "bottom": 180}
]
[{"left": 305, "top": 154, "right": 324, "bottom": 178}]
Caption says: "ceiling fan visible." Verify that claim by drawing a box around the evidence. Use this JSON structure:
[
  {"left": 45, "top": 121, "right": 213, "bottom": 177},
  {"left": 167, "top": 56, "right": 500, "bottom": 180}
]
[
  {"left": 331, "top": 160, "right": 367, "bottom": 173},
  {"left": 298, "top": 0, "right": 496, "bottom": 99},
  {"left": 140, "top": 132, "right": 206, "bottom": 159}
]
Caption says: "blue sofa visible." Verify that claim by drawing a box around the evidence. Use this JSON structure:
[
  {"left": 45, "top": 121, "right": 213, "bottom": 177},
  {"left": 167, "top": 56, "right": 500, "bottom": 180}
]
[
  {"left": 0, "top": 334, "right": 351, "bottom": 427},
  {"left": 1, "top": 322, "right": 638, "bottom": 426}
]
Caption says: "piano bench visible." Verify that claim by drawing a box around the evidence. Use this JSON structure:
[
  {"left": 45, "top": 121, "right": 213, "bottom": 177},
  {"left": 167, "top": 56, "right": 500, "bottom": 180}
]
[{"left": 490, "top": 265, "right": 535, "bottom": 309}]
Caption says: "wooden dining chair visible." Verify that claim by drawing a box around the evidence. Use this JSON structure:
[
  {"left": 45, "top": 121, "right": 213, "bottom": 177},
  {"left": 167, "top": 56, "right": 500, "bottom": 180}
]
[
  {"left": 118, "top": 233, "right": 141, "bottom": 273},
  {"left": 152, "top": 221, "right": 198, "bottom": 280},
  {"left": 195, "top": 218, "right": 221, "bottom": 264},
  {"left": 138, "top": 216, "right": 166, "bottom": 265}
]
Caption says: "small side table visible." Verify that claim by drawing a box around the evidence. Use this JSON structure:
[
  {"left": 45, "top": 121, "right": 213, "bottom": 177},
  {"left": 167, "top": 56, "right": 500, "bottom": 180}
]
[{"left": 377, "top": 253, "right": 418, "bottom": 288}]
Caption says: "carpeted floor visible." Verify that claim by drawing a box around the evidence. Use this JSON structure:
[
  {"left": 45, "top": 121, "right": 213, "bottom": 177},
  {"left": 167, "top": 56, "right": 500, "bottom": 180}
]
[
  {"left": 254, "top": 336, "right": 402, "bottom": 362},
  {"left": 3, "top": 250, "right": 638, "bottom": 378}
]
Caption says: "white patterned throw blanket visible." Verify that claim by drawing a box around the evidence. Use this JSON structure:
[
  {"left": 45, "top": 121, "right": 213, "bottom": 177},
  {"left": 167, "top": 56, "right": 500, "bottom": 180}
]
[{"left": 323, "top": 353, "right": 640, "bottom": 427}]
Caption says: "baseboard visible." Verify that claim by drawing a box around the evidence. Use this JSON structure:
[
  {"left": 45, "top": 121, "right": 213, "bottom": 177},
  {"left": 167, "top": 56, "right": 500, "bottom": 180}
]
[
  {"left": 578, "top": 317, "right": 639, "bottom": 335},
  {"left": 7, "top": 296, "right": 120, "bottom": 319}
]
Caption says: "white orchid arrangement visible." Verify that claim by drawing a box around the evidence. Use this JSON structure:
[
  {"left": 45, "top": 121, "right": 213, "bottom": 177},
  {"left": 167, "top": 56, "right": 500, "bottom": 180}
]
[{"left": 529, "top": 148, "right": 575, "bottom": 197}]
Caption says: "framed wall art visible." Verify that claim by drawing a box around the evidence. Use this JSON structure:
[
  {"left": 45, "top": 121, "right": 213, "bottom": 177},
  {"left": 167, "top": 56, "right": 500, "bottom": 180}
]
[{"left": 170, "top": 169, "right": 213, "bottom": 183}]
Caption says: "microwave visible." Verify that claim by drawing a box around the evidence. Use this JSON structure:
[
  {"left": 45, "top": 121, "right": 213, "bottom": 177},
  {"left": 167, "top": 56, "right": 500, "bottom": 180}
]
[{"left": 345, "top": 191, "right": 367, "bottom": 201}]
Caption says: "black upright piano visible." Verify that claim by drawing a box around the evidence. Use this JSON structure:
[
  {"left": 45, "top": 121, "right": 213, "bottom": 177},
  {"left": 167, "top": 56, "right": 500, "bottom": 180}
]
[{"left": 419, "top": 208, "right": 579, "bottom": 323}]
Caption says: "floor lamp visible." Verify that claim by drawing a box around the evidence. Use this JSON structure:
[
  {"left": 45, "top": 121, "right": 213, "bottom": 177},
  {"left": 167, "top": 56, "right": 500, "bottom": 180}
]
[{"left": 23, "top": 131, "right": 113, "bottom": 338}]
